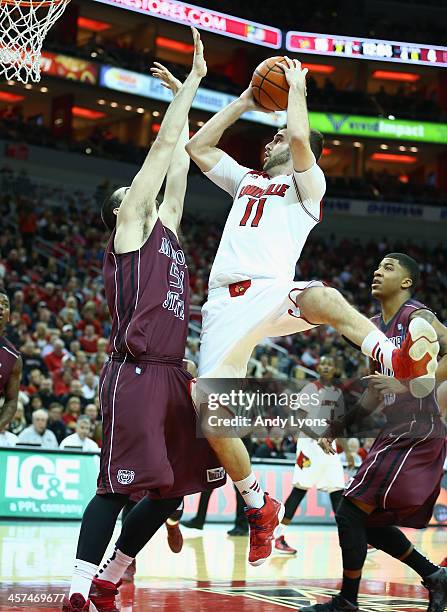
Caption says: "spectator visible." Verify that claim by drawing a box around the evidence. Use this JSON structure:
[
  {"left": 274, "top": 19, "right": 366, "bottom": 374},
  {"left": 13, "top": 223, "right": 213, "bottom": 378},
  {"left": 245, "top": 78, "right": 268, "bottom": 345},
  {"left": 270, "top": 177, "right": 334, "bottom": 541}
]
[
  {"left": 79, "top": 323, "right": 99, "bottom": 354},
  {"left": 25, "top": 367, "right": 43, "bottom": 395},
  {"left": 77, "top": 301, "right": 102, "bottom": 335},
  {"left": 81, "top": 372, "right": 98, "bottom": 400},
  {"left": 37, "top": 377, "right": 58, "bottom": 408},
  {"left": 358, "top": 438, "right": 375, "bottom": 460},
  {"left": 62, "top": 396, "right": 82, "bottom": 431},
  {"left": 62, "top": 379, "right": 88, "bottom": 408},
  {"left": 253, "top": 429, "right": 286, "bottom": 459},
  {"left": 84, "top": 402, "right": 102, "bottom": 445},
  {"left": 60, "top": 415, "right": 99, "bottom": 452},
  {"left": 20, "top": 339, "right": 46, "bottom": 381},
  {"left": 17, "top": 409, "right": 58, "bottom": 449},
  {"left": 340, "top": 438, "right": 363, "bottom": 477},
  {"left": 29, "top": 394, "right": 43, "bottom": 414},
  {"left": 0, "top": 425, "right": 18, "bottom": 447},
  {"left": 47, "top": 402, "right": 68, "bottom": 444},
  {"left": 9, "top": 400, "right": 27, "bottom": 435},
  {"left": 43, "top": 339, "right": 68, "bottom": 372},
  {"left": 53, "top": 367, "right": 73, "bottom": 397}
]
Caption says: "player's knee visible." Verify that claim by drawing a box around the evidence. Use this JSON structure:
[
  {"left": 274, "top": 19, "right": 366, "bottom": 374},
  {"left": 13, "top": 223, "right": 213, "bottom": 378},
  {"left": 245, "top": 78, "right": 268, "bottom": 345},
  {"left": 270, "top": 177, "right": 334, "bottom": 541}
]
[{"left": 299, "top": 286, "right": 343, "bottom": 324}]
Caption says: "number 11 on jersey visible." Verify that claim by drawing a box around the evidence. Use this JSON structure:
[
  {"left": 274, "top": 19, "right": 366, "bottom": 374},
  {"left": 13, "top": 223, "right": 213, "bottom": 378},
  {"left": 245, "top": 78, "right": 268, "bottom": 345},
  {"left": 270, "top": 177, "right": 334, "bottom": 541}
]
[{"left": 239, "top": 197, "right": 267, "bottom": 227}]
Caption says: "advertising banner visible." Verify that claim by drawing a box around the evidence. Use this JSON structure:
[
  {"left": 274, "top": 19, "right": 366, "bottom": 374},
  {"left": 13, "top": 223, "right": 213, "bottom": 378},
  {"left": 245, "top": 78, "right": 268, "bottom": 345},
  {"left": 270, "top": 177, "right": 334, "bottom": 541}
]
[
  {"left": 324, "top": 198, "right": 447, "bottom": 222},
  {"left": 1, "top": 449, "right": 446, "bottom": 524},
  {"left": 40, "top": 52, "right": 98, "bottom": 84},
  {"left": 99, "top": 65, "right": 285, "bottom": 127},
  {"left": 93, "top": 0, "right": 282, "bottom": 48},
  {"left": 0, "top": 449, "right": 99, "bottom": 519},
  {"left": 309, "top": 112, "right": 447, "bottom": 144}
]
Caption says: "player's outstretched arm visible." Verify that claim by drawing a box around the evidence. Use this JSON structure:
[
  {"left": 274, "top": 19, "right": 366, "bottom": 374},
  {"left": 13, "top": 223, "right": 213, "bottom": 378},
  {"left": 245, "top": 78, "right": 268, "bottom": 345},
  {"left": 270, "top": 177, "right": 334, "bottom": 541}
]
[
  {"left": 281, "top": 57, "right": 314, "bottom": 173},
  {"left": 152, "top": 63, "right": 190, "bottom": 235},
  {"left": 0, "top": 356, "right": 22, "bottom": 430},
  {"left": 186, "top": 87, "right": 258, "bottom": 172},
  {"left": 116, "top": 28, "right": 205, "bottom": 237}
]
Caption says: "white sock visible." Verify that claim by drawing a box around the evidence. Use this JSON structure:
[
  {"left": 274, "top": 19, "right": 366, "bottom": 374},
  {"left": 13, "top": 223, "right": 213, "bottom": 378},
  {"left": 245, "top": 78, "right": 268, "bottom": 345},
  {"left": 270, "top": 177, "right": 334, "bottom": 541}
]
[
  {"left": 97, "top": 548, "right": 134, "bottom": 584},
  {"left": 69, "top": 559, "right": 98, "bottom": 599},
  {"left": 234, "top": 472, "right": 265, "bottom": 509},
  {"left": 361, "top": 329, "right": 396, "bottom": 370}
]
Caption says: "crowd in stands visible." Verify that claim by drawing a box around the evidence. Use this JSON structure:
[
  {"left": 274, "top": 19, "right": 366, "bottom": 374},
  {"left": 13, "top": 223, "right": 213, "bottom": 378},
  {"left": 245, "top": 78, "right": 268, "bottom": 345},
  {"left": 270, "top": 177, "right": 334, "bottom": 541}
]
[
  {"left": 1, "top": 171, "right": 446, "bottom": 457},
  {"left": 1, "top": 114, "right": 446, "bottom": 207}
]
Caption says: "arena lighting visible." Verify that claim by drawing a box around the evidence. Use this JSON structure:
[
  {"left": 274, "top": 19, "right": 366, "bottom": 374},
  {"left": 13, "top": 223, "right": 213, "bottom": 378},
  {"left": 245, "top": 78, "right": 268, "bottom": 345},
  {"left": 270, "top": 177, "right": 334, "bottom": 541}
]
[
  {"left": 77, "top": 16, "right": 111, "bottom": 32},
  {"left": 332, "top": 139, "right": 341, "bottom": 145},
  {"left": 155, "top": 36, "right": 194, "bottom": 54},
  {"left": 0, "top": 91, "right": 24, "bottom": 102},
  {"left": 380, "top": 144, "right": 389, "bottom": 149},
  {"left": 371, "top": 152, "right": 417, "bottom": 163},
  {"left": 151, "top": 123, "right": 161, "bottom": 133},
  {"left": 302, "top": 63, "right": 335, "bottom": 74},
  {"left": 72, "top": 106, "right": 107, "bottom": 120},
  {"left": 353, "top": 141, "right": 362, "bottom": 147},
  {"left": 372, "top": 70, "right": 420, "bottom": 82},
  {"left": 322, "top": 147, "right": 332, "bottom": 155},
  {"left": 410, "top": 146, "right": 418, "bottom": 152}
]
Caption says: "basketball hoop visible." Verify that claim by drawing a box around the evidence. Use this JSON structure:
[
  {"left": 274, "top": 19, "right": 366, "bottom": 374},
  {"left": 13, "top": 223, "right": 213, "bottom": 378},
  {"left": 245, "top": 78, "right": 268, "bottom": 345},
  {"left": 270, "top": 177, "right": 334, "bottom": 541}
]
[{"left": 0, "top": 0, "right": 71, "bottom": 83}]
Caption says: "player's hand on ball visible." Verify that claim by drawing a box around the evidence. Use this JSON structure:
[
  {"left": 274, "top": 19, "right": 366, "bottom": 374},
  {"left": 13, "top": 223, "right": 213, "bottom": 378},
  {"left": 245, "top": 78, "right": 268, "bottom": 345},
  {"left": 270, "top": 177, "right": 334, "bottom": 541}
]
[
  {"left": 239, "top": 86, "right": 272, "bottom": 113},
  {"left": 363, "top": 373, "right": 408, "bottom": 396},
  {"left": 191, "top": 27, "right": 207, "bottom": 78},
  {"left": 278, "top": 56, "right": 308, "bottom": 94},
  {"left": 318, "top": 437, "right": 336, "bottom": 455},
  {"left": 150, "top": 63, "right": 182, "bottom": 94}
]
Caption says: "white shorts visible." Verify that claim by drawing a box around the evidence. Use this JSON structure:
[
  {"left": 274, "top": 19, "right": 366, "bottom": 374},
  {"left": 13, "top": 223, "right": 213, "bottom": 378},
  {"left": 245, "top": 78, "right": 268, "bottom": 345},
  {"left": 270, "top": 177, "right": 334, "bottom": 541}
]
[
  {"left": 293, "top": 437, "right": 345, "bottom": 493},
  {"left": 198, "top": 278, "right": 324, "bottom": 378}
]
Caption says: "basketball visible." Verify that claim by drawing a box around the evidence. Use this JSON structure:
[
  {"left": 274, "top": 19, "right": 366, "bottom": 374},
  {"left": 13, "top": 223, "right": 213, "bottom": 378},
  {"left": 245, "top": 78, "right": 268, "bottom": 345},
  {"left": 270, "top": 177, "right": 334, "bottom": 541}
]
[{"left": 251, "top": 56, "right": 289, "bottom": 111}]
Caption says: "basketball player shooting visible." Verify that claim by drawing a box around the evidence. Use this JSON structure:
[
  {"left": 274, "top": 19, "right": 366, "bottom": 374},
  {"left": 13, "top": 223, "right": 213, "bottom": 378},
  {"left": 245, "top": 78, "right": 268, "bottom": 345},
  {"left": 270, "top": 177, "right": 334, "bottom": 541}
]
[
  {"left": 306, "top": 253, "right": 447, "bottom": 612},
  {"left": 186, "top": 57, "right": 440, "bottom": 566},
  {"left": 63, "top": 29, "right": 226, "bottom": 612}
]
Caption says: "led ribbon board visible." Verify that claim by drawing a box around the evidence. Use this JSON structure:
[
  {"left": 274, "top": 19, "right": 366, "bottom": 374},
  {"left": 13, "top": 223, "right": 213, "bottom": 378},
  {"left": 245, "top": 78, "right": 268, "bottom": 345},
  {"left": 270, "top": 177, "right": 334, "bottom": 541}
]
[
  {"left": 286, "top": 31, "right": 447, "bottom": 68},
  {"left": 93, "top": 0, "right": 282, "bottom": 48},
  {"left": 99, "top": 65, "right": 447, "bottom": 142}
]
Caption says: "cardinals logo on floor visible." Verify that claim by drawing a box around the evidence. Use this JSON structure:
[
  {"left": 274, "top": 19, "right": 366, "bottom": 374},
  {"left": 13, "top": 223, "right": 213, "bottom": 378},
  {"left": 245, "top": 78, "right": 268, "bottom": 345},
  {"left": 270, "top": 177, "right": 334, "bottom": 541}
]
[
  {"left": 197, "top": 583, "right": 429, "bottom": 610},
  {"left": 296, "top": 451, "right": 311, "bottom": 469}
]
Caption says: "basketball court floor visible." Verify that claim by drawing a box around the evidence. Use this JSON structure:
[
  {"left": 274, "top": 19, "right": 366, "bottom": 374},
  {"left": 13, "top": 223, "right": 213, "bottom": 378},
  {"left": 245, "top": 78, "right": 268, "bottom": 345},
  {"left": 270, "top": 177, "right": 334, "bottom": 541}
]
[{"left": 1, "top": 521, "right": 446, "bottom": 611}]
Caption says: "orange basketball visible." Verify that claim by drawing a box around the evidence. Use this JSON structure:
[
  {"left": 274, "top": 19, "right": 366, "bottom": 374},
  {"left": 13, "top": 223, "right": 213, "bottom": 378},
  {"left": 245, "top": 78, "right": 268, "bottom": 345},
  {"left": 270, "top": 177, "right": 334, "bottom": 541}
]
[{"left": 251, "top": 56, "right": 289, "bottom": 111}]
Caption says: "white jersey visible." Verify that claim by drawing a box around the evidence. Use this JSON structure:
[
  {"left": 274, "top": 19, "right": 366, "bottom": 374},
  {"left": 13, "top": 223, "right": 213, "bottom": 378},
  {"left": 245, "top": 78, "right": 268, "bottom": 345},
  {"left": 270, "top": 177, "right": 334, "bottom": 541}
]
[
  {"left": 298, "top": 380, "right": 345, "bottom": 438},
  {"left": 204, "top": 153, "right": 326, "bottom": 289}
]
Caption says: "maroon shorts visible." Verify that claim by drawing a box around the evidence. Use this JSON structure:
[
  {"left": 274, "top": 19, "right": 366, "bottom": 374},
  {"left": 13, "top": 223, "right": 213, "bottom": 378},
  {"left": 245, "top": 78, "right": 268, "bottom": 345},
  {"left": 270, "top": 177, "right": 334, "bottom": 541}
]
[
  {"left": 97, "top": 356, "right": 226, "bottom": 498},
  {"left": 345, "top": 418, "right": 446, "bottom": 528}
]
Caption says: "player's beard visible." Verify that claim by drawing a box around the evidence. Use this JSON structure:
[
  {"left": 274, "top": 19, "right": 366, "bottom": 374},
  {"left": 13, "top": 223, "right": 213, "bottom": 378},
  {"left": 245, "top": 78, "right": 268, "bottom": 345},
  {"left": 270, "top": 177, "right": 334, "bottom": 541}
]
[{"left": 263, "top": 149, "right": 291, "bottom": 172}]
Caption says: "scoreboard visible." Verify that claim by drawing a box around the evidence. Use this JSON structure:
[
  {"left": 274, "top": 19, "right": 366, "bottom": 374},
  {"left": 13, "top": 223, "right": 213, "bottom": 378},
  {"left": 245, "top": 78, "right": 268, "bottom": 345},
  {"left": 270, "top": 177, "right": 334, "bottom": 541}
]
[{"left": 286, "top": 31, "right": 447, "bottom": 68}]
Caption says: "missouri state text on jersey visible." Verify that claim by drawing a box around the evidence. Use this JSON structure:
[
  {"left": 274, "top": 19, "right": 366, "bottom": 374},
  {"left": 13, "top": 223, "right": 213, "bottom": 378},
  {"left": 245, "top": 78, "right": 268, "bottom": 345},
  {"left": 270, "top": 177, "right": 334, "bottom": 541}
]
[
  {"left": 204, "top": 153, "right": 326, "bottom": 289},
  {"left": 103, "top": 219, "right": 189, "bottom": 360}
]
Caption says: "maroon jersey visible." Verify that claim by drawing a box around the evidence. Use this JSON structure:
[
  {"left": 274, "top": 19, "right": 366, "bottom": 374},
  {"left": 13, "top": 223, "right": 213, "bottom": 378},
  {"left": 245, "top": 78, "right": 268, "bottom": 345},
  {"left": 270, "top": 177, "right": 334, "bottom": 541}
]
[
  {"left": 371, "top": 298, "right": 439, "bottom": 420},
  {"left": 103, "top": 218, "right": 189, "bottom": 359},
  {"left": 0, "top": 337, "right": 20, "bottom": 396}
]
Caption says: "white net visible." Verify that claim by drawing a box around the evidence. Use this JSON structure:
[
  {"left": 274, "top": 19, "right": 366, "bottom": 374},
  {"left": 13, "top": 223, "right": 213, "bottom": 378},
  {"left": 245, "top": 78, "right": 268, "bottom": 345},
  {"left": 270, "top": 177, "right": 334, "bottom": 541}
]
[{"left": 0, "top": 0, "right": 70, "bottom": 83}]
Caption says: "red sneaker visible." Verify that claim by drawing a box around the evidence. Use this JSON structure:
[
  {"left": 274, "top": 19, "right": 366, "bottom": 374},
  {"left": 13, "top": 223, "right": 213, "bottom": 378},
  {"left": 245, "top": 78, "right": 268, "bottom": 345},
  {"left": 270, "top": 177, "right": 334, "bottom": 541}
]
[
  {"left": 274, "top": 535, "right": 297, "bottom": 555},
  {"left": 122, "top": 559, "right": 136, "bottom": 583},
  {"left": 391, "top": 318, "right": 439, "bottom": 398},
  {"left": 245, "top": 493, "right": 285, "bottom": 566},
  {"left": 440, "top": 558, "right": 447, "bottom": 567},
  {"left": 89, "top": 577, "right": 120, "bottom": 612},
  {"left": 166, "top": 520, "right": 183, "bottom": 554},
  {"left": 61, "top": 594, "right": 91, "bottom": 611}
]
